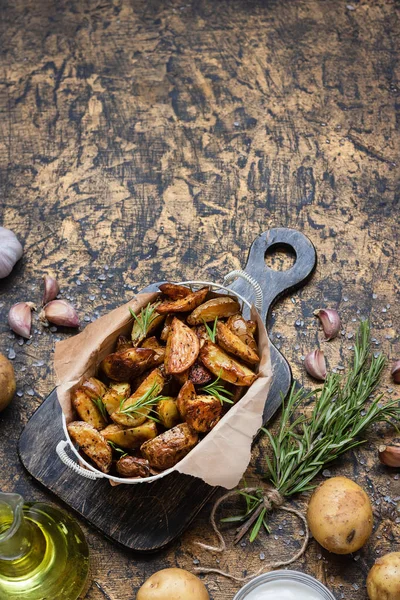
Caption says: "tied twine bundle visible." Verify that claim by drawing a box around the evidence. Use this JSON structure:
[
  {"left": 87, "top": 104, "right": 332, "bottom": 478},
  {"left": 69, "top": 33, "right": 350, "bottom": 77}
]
[{"left": 194, "top": 485, "right": 309, "bottom": 583}]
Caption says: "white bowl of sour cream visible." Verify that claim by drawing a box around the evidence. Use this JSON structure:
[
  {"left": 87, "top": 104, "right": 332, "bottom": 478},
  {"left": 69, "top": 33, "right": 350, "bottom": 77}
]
[{"left": 233, "top": 570, "right": 336, "bottom": 600}]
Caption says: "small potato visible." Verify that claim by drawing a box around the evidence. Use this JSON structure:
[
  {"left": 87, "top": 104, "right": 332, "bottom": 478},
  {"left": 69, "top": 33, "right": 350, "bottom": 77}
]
[
  {"left": 116, "top": 456, "right": 152, "bottom": 478},
  {"left": 0, "top": 354, "right": 16, "bottom": 412},
  {"left": 189, "top": 361, "right": 212, "bottom": 385},
  {"left": 187, "top": 296, "right": 240, "bottom": 325},
  {"left": 367, "top": 552, "right": 400, "bottom": 600},
  {"left": 199, "top": 341, "right": 257, "bottom": 386},
  {"left": 72, "top": 388, "right": 108, "bottom": 430},
  {"left": 80, "top": 377, "right": 108, "bottom": 400},
  {"left": 137, "top": 567, "right": 209, "bottom": 600},
  {"left": 185, "top": 394, "right": 222, "bottom": 433},
  {"left": 156, "top": 287, "right": 209, "bottom": 314},
  {"left": 131, "top": 302, "right": 164, "bottom": 347},
  {"left": 216, "top": 321, "right": 259, "bottom": 365},
  {"left": 159, "top": 283, "right": 192, "bottom": 299},
  {"left": 307, "top": 476, "right": 373, "bottom": 554},
  {"left": 157, "top": 397, "right": 181, "bottom": 429},
  {"left": 112, "top": 368, "right": 165, "bottom": 427},
  {"left": 141, "top": 423, "right": 198, "bottom": 470},
  {"left": 101, "top": 347, "right": 154, "bottom": 381},
  {"left": 165, "top": 317, "right": 199, "bottom": 374},
  {"left": 67, "top": 421, "right": 112, "bottom": 473},
  {"left": 227, "top": 314, "right": 258, "bottom": 354},
  {"left": 176, "top": 381, "right": 197, "bottom": 418},
  {"left": 102, "top": 420, "right": 157, "bottom": 449}
]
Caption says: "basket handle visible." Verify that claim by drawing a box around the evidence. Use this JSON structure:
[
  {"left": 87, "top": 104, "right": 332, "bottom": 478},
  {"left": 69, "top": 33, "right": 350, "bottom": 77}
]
[
  {"left": 223, "top": 270, "right": 263, "bottom": 313},
  {"left": 56, "top": 440, "right": 105, "bottom": 480}
]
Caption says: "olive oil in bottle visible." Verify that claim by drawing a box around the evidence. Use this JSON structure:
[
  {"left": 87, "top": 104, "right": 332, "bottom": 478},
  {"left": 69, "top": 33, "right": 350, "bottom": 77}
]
[{"left": 0, "top": 493, "right": 89, "bottom": 600}]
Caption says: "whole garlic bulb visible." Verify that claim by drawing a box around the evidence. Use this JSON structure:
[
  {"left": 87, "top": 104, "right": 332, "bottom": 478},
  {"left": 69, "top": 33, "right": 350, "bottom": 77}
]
[{"left": 0, "top": 227, "right": 23, "bottom": 278}]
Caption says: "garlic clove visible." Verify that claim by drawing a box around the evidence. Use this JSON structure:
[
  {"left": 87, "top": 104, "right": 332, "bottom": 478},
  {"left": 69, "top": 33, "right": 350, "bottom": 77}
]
[
  {"left": 314, "top": 309, "right": 341, "bottom": 341},
  {"left": 0, "top": 227, "right": 23, "bottom": 279},
  {"left": 42, "top": 275, "right": 60, "bottom": 305},
  {"left": 378, "top": 445, "right": 400, "bottom": 468},
  {"left": 304, "top": 349, "right": 327, "bottom": 381},
  {"left": 40, "top": 300, "right": 79, "bottom": 328},
  {"left": 8, "top": 302, "right": 36, "bottom": 339},
  {"left": 391, "top": 360, "right": 400, "bottom": 384}
]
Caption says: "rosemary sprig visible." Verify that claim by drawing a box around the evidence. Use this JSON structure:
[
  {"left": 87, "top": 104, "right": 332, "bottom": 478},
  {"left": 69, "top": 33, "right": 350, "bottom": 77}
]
[
  {"left": 107, "top": 441, "right": 128, "bottom": 457},
  {"left": 119, "top": 382, "right": 165, "bottom": 422},
  {"left": 203, "top": 317, "right": 218, "bottom": 343},
  {"left": 129, "top": 302, "right": 160, "bottom": 337},
  {"left": 227, "top": 320, "right": 400, "bottom": 542},
  {"left": 92, "top": 396, "right": 108, "bottom": 421},
  {"left": 201, "top": 374, "right": 234, "bottom": 405}
]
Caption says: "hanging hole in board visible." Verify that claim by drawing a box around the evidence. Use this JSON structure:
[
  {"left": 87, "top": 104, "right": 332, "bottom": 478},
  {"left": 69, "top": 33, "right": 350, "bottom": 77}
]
[{"left": 265, "top": 243, "right": 296, "bottom": 271}]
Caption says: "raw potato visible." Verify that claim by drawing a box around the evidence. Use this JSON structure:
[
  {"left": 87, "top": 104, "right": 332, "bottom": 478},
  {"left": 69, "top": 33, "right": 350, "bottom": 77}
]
[
  {"left": 227, "top": 314, "right": 258, "bottom": 354},
  {"left": 80, "top": 377, "right": 107, "bottom": 399},
  {"left": 67, "top": 421, "right": 112, "bottom": 473},
  {"left": 164, "top": 317, "right": 199, "bottom": 374},
  {"left": 72, "top": 388, "right": 108, "bottom": 430},
  {"left": 185, "top": 394, "right": 222, "bottom": 433},
  {"left": 367, "top": 552, "right": 400, "bottom": 600},
  {"left": 101, "top": 421, "right": 157, "bottom": 449},
  {"left": 307, "top": 476, "right": 373, "bottom": 554},
  {"left": 156, "top": 287, "right": 209, "bottom": 314},
  {"left": 0, "top": 354, "right": 16, "bottom": 412},
  {"left": 176, "top": 380, "right": 197, "bottom": 418},
  {"left": 159, "top": 283, "right": 191, "bottom": 299},
  {"left": 141, "top": 423, "right": 198, "bottom": 470},
  {"left": 101, "top": 347, "right": 154, "bottom": 381},
  {"left": 112, "top": 368, "right": 165, "bottom": 427},
  {"left": 187, "top": 296, "right": 240, "bottom": 325},
  {"left": 116, "top": 456, "right": 151, "bottom": 478},
  {"left": 199, "top": 341, "right": 257, "bottom": 386},
  {"left": 157, "top": 397, "right": 181, "bottom": 429},
  {"left": 216, "top": 320, "right": 259, "bottom": 364},
  {"left": 131, "top": 303, "right": 165, "bottom": 347},
  {"left": 137, "top": 568, "right": 209, "bottom": 600}
]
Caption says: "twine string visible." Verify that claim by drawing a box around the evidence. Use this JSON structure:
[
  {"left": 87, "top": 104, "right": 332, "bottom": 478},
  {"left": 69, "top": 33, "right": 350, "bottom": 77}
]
[{"left": 194, "top": 486, "right": 309, "bottom": 583}]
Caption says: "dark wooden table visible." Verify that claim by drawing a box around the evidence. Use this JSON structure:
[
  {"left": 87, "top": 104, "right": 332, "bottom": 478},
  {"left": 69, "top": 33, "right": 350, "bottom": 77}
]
[{"left": 1, "top": 1, "right": 399, "bottom": 598}]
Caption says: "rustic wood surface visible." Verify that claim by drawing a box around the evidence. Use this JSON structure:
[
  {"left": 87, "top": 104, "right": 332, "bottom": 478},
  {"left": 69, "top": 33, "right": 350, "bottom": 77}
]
[{"left": 0, "top": 0, "right": 399, "bottom": 599}]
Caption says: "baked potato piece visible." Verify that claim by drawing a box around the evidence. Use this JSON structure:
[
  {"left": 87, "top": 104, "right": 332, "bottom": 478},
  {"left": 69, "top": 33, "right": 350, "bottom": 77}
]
[
  {"left": 111, "top": 368, "right": 164, "bottom": 427},
  {"left": 156, "top": 287, "right": 209, "bottom": 315},
  {"left": 131, "top": 302, "right": 165, "bottom": 347},
  {"left": 185, "top": 395, "right": 222, "bottom": 433},
  {"left": 227, "top": 314, "right": 258, "bottom": 354},
  {"left": 160, "top": 314, "right": 174, "bottom": 342},
  {"left": 72, "top": 388, "right": 108, "bottom": 430},
  {"left": 194, "top": 324, "right": 209, "bottom": 348},
  {"left": 141, "top": 336, "right": 162, "bottom": 350},
  {"left": 176, "top": 380, "right": 197, "bottom": 418},
  {"left": 189, "top": 361, "right": 212, "bottom": 385},
  {"left": 116, "top": 456, "right": 152, "bottom": 478},
  {"left": 199, "top": 341, "right": 258, "bottom": 386},
  {"left": 140, "top": 423, "right": 199, "bottom": 470},
  {"left": 173, "top": 370, "right": 189, "bottom": 386},
  {"left": 159, "top": 283, "right": 191, "bottom": 299},
  {"left": 102, "top": 382, "right": 131, "bottom": 415},
  {"left": 116, "top": 335, "right": 132, "bottom": 352},
  {"left": 216, "top": 321, "right": 259, "bottom": 365},
  {"left": 157, "top": 397, "right": 181, "bottom": 429},
  {"left": 101, "top": 347, "right": 154, "bottom": 381},
  {"left": 164, "top": 317, "right": 199, "bottom": 374},
  {"left": 141, "top": 336, "right": 165, "bottom": 368},
  {"left": 80, "top": 377, "right": 108, "bottom": 400},
  {"left": 187, "top": 296, "right": 240, "bottom": 325},
  {"left": 102, "top": 420, "right": 157, "bottom": 449},
  {"left": 67, "top": 421, "right": 112, "bottom": 473}
]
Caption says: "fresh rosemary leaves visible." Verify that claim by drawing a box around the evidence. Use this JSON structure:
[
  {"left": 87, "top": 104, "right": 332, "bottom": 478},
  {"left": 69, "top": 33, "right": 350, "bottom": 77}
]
[
  {"left": 201, "top": 374, "right": 234, "bottom": 405},
  {"left": 92, "top": 396, "right": 108, "bottom": 421},
  {"left": 204, "top": 317, "right": 218, "bottom": 343},
  {"left": 118, "top": 381, "right": 165, "bottom": 422},
  {"left": 129, "top": 302, "right": 160, "bottom": 338}
]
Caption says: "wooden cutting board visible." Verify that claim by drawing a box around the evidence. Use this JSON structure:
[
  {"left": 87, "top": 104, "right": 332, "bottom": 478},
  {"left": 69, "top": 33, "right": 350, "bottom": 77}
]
[{"left": 18, "top": 227, "right": 316, "bottom": 552}]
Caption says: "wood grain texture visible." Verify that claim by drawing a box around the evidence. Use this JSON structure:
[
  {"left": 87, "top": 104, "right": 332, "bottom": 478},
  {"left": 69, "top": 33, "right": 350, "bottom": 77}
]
[{"left": 0, "top": 0, "right": 399, "bottom": 598}]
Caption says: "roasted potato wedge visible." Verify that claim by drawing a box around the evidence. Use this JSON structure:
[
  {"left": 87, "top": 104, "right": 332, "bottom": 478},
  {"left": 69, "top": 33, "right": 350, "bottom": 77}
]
[
  {"left": 159, "top": 283, "right": 191, "bottom": 299},
  {"left": 131, "top": 302, "right": 165, "bottom": 347},
  {"left": 185, "top": 394, "right": 222, "bottom": 433},
  {"left": 189, "top": 361, "right": 212, "bottom": 385},
  {"left": 187, "top": 296, "right": 240, "bottom": 325},
  {"left": 67, "top": 421, "right": 112, "bottom": 473},
  {"left": 116, "top": 335, "right": 133, "bottom": 352},
  {"left": 216, "top": 321, "right": 259, "bottom": 364},
  {"left": 157, "top": 397, "right": 181, "bottom": 429},
  {"left": 165, "top": 317, "right": 199, "bottom": 374},
  {"left": 141, "top": 336, "right": 165, "bottom": 368},
  {"left": 102, "top": 420, "right": 157, "bottom": 449},
  {"left": 101, "top": 347, "right": 154, "bottom": 381},
  {"left": 160, "top": 314, "right": 174, "bottom": 342},
  {"left": 227, "top": 314, "right": 258, "bottom": 354},
  {"left": 102, "top": 382, "right": 131, "bottom": 415},
  {"left": 116, "top": 456, "right": 152, "bottom": 478},
  {"left": 111, "top": 368, "right": 165, "bottom": 427},
  {"left": 140, "top": 423, "right": 199, "bottom": 470},
  {"left": 156, "top": 287, "right": 209, "bottom": 315},
  {"left": 173, "top": 370, "right": 189, "bottom": 386},
  {"left": 176, "top": 380, "right": 197, "bottom": 418},
  {"left": 199, "top": 341, "right": 258, "bottom": 386},
  {"left": 141, "top": 336, "right": 162, "bottom": 350},
  {"left": 80, "top": 377, "right": 108, "bottom": 400},
  {"left": 72, "top": 388, "right": 108, "bottom": 430}
]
